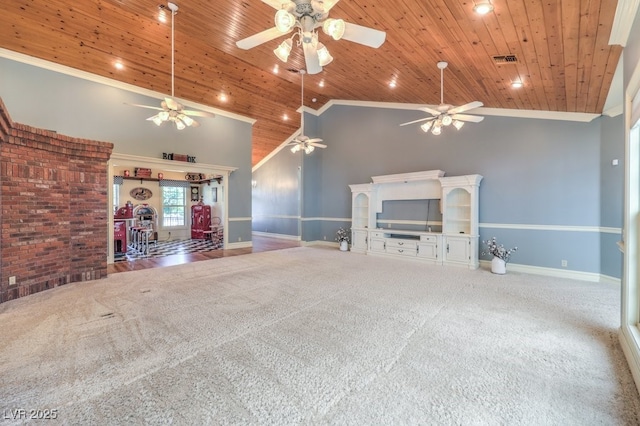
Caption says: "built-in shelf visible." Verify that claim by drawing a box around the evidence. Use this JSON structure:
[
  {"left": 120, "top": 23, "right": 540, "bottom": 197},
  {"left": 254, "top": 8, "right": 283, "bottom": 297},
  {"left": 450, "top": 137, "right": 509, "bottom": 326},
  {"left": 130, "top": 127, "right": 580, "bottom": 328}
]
[{"left": 120, "top": 176, "right": 221, "bottom": 185}]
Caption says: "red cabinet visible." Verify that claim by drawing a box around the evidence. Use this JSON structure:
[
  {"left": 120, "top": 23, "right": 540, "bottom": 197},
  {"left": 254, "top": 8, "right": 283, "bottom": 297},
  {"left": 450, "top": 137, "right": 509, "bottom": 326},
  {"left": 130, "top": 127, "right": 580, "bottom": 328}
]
[
  {"left": 191, "top": 205, "right": 211, "bottom": 239},
  {"left": 114, "top": 220, "right": 128, "bottom": 253}
]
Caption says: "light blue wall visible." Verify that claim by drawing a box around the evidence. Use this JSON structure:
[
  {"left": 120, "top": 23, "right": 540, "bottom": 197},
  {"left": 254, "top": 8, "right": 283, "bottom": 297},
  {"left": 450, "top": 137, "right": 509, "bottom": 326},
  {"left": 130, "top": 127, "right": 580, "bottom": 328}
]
[
  {"left": 252, "top": 143, "right": 301, "bottom": 236},
  {"left": 254, "top": 103, "right": 624, "bottom": 278},
  {"left": 600, "top": 114, "right": 624, "bottom": 278},
  {"left": 0, "top": 57, "right": 253, "bottom": 243}
]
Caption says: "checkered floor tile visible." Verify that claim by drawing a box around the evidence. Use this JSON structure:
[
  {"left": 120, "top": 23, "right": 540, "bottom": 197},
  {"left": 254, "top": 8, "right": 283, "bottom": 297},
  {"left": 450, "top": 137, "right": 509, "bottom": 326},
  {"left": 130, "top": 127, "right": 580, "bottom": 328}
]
[{"left": 114, "top": 238, "right": 222, "bottom": 262}]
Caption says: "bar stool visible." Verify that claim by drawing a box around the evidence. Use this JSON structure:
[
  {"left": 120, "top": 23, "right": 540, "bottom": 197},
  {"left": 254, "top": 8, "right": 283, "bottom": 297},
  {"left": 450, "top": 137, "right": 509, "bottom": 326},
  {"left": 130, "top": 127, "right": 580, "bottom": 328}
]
[
  {"left": 130, "top": 226, "right": 145, "bottom": 251},
  {"left": 139, "top": 228, "right": 154, "bottom": 255}
]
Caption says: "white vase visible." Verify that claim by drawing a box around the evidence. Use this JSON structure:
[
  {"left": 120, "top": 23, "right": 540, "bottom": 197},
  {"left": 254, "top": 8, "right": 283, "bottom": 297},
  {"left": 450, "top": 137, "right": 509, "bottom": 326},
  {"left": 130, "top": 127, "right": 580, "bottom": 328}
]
[
  {"left": 491, "top": 257, "right": 506, "bottom": 274},
  {"left": 340, "top": 240, "right": 348, "bottom": 251}
]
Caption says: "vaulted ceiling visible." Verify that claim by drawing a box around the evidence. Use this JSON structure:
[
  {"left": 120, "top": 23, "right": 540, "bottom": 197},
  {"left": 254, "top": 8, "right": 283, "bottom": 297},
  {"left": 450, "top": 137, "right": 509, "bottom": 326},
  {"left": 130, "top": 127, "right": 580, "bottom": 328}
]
[{"left": 0, "top": 0, "right": 622, "bottom": 166}]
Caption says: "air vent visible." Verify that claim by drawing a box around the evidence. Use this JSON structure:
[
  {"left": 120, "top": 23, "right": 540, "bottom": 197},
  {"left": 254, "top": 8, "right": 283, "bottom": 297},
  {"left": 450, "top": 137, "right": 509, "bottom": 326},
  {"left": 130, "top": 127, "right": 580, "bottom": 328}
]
[{"left": 492, "top": 55, "right": 518, "bottom": 64}]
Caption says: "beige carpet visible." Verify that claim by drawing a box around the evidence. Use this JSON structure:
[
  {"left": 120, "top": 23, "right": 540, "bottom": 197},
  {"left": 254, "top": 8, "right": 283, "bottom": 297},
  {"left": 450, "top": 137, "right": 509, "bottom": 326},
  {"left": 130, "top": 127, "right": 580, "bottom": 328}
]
[{"left": 1, "top": 246, "right": 639, "bottom": 425}]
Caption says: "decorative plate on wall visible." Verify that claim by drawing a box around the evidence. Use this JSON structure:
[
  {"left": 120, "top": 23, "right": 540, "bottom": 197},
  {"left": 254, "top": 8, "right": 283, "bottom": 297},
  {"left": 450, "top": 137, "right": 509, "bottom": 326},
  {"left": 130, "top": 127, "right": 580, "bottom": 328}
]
[{"left": 130, "top": 187, "right": 152, "bottom": 201}]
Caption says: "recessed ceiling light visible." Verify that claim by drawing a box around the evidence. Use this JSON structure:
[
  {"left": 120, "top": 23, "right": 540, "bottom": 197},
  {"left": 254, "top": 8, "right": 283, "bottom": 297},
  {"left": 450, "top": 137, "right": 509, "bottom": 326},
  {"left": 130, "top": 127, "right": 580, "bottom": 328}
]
[
  {"left": 389, "top": 80, "right": 397, "bottom": 88},
  {"left": 272, "top": 64, "right": 279, "bottom": 74},
  {"left": 219, "top": 93, "right": 228, "bottom": 102},
  {"left": 283, "top": 114, "right": 289, "bottom": 121},
  {"left": 319, "top": 80, "right": 325, "bottom": 87},
  {"left": 473, "top": 2, "right": 494, "bottom": 15},
  {"left": 114, "top": 61, "right": 124, "bottom": 70},
  {"left": 511, "top": 81, "right": 523, "bottom": 88}
]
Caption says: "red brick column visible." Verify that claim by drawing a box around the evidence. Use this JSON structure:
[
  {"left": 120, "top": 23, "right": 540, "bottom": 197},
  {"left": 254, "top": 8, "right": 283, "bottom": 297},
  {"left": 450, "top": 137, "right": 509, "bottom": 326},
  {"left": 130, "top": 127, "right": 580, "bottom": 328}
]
[{"left": 0, "top": 98, "right": 113, "bottom": 303}]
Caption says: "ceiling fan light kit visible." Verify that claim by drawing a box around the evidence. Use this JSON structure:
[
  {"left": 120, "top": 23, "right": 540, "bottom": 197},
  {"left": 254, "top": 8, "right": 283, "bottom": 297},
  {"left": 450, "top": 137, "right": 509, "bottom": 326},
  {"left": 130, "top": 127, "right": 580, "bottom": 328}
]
[
  {"left": 400, "top": 61, "right": 484, "bottom": 135},
  {"left": 275, "top": 9, "right": 296, "bottom": 32},
  {"left": 323, "top": 18, "right": 345, "bottom": 40},
  {"left": 236, "top": 0, "right": 386, "bottom": 74},
  {"left": 274, "top": 38, "right": 294, "bottom": 61},
  {"left": 316, "top": 43, "right": 333, "bottom": 66}
]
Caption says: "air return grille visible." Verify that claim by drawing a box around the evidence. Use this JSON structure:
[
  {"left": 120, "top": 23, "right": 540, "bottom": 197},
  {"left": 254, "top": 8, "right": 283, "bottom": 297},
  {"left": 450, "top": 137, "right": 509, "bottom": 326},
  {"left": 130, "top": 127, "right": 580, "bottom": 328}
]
[{"left": 492, "top": 55, "right": 518, "bottom": 64}]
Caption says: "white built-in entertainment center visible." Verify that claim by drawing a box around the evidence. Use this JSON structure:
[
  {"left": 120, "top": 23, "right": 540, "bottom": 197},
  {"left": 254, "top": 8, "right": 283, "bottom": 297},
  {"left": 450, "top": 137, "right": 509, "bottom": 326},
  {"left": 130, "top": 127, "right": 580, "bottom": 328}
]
[{"left": 349, "top": 170, "right": 482, "bottom": 269}]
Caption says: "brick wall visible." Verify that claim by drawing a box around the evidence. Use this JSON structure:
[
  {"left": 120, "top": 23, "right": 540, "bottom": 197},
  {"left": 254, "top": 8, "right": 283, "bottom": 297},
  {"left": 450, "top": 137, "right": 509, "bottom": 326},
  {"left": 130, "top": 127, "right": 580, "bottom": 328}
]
[{"left": 0, "top": 98, "right": 114, "bottom": 303}]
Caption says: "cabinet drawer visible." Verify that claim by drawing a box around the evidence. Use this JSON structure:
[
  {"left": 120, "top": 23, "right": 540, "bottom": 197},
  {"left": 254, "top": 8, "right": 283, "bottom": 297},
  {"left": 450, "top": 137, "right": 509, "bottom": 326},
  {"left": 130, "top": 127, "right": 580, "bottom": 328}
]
[
  {"left": 387, "top": 246, "right": 417, "bottom": 257},
  {"left": 420, "top": 235, "right": 438, "bottom": 243},
  {"left": 370, "top": 231, "right": 386, "bottom": 238},
  {"left": 386, "top": 239, "right": 417, "bottom": 250}
]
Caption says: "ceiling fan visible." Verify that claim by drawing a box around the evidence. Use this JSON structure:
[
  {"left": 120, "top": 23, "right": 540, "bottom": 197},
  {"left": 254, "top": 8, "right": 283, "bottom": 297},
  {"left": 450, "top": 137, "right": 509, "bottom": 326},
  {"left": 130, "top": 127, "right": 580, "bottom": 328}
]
[
  {"left": 236, "top": 0, "right": 386, "bottom": 75},
  {"left": 288, "top": 69, "right": 327, "bottom": 154},
  {"left": 400, "top": 61, "right": 484, "bottom": 135},
  {"left": 127, "top": 2, "right": 214, "bottom": 130}
]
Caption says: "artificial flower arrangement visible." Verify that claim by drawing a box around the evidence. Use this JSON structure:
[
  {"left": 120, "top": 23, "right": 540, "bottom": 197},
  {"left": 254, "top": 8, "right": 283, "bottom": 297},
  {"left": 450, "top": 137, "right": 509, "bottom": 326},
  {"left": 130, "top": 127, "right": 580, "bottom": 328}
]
[
  {"left": 335, "top": 227, "right": 351, "bottom": 244},
  {"left": 482, "top": 237, "right": 518, "bottom": 263}
]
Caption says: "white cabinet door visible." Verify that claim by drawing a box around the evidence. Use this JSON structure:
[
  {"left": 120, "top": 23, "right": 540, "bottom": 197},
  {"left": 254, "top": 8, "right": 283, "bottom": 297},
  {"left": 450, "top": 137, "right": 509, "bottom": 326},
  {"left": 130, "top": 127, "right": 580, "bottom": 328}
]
[
  {"left": 351, "top": 229, "right": 368, "bottom": 252},
  {"left": 444, "top": 236, "right": 470, "bottom": 263},
  {"left": 370, "top": 238, "right": 386, "bottom": 253},
  {"left": 417, "top": 242, "right": 438, "bottom": 260}
]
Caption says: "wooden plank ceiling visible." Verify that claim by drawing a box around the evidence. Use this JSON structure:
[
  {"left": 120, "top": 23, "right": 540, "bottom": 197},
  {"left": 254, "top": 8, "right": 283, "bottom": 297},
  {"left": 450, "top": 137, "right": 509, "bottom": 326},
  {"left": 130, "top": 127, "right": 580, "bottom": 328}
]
[{"left": 0, "top": 0, "right": 621, "bottom": 166}]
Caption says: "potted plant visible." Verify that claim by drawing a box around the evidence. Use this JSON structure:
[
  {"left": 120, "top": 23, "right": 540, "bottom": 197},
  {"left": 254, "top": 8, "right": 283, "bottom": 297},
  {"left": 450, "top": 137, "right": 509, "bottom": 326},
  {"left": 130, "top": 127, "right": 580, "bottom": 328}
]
[
  {"left": 482, "top": 237, "right": 518, "bottom": 274},
  {"left": 336, "top": 228, "right": 351, "bottom": 251}
]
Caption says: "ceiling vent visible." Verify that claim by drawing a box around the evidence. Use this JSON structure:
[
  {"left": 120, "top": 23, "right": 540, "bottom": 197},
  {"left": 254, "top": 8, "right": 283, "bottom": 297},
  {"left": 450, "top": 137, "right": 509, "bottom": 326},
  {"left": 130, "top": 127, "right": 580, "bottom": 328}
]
[{"left": 492, "top": 54, "right": 518, "bottom": 64}]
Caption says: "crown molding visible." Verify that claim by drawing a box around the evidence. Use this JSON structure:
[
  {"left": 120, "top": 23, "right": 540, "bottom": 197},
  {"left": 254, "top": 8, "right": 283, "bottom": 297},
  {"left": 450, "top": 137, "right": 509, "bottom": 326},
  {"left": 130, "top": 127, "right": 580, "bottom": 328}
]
[
  {"left": 316, "top": 99, "right": 600, "bottom": 122},
  {"left": 609, "top": 0, "right": 640, "bottom": 46}
]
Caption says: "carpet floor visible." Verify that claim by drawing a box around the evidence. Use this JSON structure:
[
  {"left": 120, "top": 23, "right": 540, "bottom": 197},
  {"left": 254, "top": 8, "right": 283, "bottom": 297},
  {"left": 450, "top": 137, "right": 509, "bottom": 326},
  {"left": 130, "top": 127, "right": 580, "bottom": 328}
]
[{"left": 1, "top": 246, "right": 639, "bottom": 425}]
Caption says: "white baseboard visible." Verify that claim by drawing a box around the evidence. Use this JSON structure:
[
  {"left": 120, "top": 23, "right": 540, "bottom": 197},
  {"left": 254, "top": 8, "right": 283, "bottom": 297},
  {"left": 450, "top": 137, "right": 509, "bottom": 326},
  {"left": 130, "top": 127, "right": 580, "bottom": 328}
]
[
  {"left": 619, "top": 325, "right": 640, "bottom": 395},
  {"left": 303, "top": 240, "right": 339, "bottom": 248},
  {"left": 600, "top": 274, "right": 622, "bottom": 285},
  {"left": 479, "top": 260, "right": 601, "bottom": 282},
  {"left": 226, "top": 241, "right": 253, "bottom": 249},
  {"left": 252, "top": 231, "right": 301, "bottom": 241}
]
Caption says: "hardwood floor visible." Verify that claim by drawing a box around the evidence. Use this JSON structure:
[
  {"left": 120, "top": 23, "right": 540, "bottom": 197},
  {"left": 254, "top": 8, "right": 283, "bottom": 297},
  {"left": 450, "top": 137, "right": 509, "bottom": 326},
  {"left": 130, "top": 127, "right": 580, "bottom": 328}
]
[{"left": 107, "top": 235, "right": 301, "bottom": 274}]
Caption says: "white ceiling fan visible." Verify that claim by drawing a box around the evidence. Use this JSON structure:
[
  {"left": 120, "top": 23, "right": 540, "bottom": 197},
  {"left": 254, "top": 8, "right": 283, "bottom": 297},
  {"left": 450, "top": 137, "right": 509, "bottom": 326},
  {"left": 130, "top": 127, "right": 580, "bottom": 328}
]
[
  {"left": 236, "top": 0, "right": 386, "bottom": 75},
  {"left": 288, "top": 69, "right": 326, "bottom": 154},
  {"left": 400, "top": 61, "right": 484, "bottom": 135},
  {"left": 127, "top": 2, "right": 214, "bottom": 130}
]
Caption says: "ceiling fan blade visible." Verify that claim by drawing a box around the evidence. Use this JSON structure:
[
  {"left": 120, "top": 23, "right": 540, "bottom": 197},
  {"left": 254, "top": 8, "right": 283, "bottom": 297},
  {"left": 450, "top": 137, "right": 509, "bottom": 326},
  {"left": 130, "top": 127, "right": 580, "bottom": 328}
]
[
  {"left": 341, "top": 22, "right": 386, "bottom": 48},
  {"left": 236, "top": 27, "right": 290, "bottom": 50},
  {"left": 419, "top": 106, "right": 442, "bottom": 116},
  {"left": 302, "top": 42, "right": 323, "bottom": 74},
  {"left": 399, "top": 116, "right": 435, "bottom": 127},
  {"left": 448, "top": 101, "right": 483, "bottom": 115},
  {"left": 164, "top": 97, "right": 181, "bottom": 111},
  {"left": 182, "top": 110, "right": 216, "bottom": 118},
  {"left": 189, "top": 120, "right": 201, "bottom": 128},
  {"left": 321, "top": 0, "right": 341, "bottom": 12},
  {"left": 451, "top": 113, "right": 485, "bottom": 123},
  {"left": 261, "top": 0, "right": 289, "bottom": 10},
  {"left": 126, "top": 103, "right": 164, "bottom": 111},
  {"left": 310, "top": 142, "right": 327, "bottom": 148},
  {"left": 307, "top": 138, "right": 323, "bottom": 143}
]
